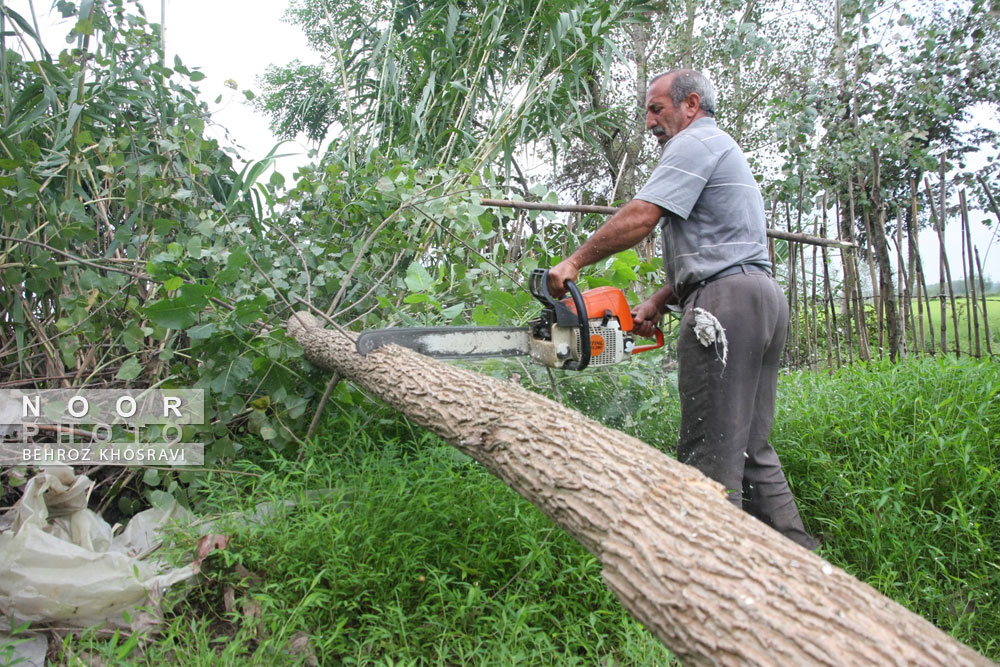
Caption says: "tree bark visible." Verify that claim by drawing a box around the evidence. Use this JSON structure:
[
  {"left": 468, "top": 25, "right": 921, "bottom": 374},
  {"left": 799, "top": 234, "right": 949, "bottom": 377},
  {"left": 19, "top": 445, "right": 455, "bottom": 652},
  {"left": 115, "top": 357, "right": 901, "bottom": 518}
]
[{"left": 287, "top": 312, "right": 989, "bottom": 666}]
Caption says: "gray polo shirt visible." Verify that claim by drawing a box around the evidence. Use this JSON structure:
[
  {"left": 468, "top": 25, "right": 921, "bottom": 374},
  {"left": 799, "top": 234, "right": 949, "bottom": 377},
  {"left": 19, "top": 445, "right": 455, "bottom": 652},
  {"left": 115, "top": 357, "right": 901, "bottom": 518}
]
[{"left": 634, "top": 117, "right": 770, "bottom": 298}]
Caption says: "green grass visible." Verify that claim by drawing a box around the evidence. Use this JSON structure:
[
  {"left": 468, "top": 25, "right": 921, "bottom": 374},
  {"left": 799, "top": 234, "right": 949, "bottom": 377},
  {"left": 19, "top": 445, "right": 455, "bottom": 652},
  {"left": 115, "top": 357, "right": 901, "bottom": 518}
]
[
  {"left": 55, "top": 398, "right": 674, "bottom": 665},
  {"left": 776, "top": 356, "right": 999, "bottom": 657},
  {"left": 50, "top": 356, "right": 998, "bottom": 663}
]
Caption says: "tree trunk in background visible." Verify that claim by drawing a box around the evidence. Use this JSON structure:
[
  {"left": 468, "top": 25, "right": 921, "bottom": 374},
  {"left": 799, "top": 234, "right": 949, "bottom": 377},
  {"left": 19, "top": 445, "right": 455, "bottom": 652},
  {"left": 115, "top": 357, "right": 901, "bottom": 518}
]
[
  {"left": 287, "top": 312, "right": 990, "bottom": 666},
  {"left": 681, "top": 0, "right": 697, "bottom": 69},
  {"left": 841, "top": 194, "right": 869, "bottom": 361},
  {"left": 868, "top": 152, "right": 899, "bottom": 360}
]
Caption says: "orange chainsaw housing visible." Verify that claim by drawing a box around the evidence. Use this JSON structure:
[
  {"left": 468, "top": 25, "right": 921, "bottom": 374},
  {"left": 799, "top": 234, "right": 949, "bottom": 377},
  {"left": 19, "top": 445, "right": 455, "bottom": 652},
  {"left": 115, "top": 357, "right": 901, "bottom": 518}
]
[{"left": 561, "top": 286, "right": 635, "bottom": 332}]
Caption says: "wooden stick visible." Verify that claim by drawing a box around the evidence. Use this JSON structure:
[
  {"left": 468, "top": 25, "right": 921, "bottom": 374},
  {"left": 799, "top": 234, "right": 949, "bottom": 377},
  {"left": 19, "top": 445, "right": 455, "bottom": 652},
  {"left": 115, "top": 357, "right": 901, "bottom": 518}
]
[
  {"left": 479, "top": 199, "right": 856, "bottom": 249},
  {"left": 959, "top": 191, "right": 980, "bottom": 357},
  {"left": 974, "top": 247, "right": 993, "bottom": 356},
  {"left": 811, "top": 218, "right": 821, "bottom": 368},
  {"left": 786, "top": 202, "right": 799, "bottom": 368},
  {"left": 821, "top": 195, "right": 839, "bottom": 369},
  {"left": 846, "top": 180, "right": 870, "bottom": 360},
  {"left": 837, "top": 194, "right": 856, "bottom": 365},
  {"left": 911, "top": 180, "right": 934, "bottom": 354},
  {"left": 923, "top": 172, "right": 960, "bottom": 356}
]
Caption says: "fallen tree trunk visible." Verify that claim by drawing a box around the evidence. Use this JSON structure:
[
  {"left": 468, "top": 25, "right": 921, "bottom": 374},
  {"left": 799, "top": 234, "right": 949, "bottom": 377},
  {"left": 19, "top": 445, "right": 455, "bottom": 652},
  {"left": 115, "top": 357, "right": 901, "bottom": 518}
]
[{"left": 287, "top": 312, "right": 989, "bottom": 666}]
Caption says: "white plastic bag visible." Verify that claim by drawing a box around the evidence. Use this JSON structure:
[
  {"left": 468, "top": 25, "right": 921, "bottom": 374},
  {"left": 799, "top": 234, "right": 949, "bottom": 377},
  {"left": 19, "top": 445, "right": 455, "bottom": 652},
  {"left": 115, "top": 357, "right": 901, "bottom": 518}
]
[{"left": 0, "top": 466, "right": 196, "bottom": 631}]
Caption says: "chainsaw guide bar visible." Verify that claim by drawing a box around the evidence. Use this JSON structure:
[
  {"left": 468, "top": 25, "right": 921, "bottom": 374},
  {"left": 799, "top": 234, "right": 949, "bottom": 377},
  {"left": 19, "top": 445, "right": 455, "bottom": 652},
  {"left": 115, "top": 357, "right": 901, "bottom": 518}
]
[{"left": 356, "top": 327, "right": 530, "bottom": 359}]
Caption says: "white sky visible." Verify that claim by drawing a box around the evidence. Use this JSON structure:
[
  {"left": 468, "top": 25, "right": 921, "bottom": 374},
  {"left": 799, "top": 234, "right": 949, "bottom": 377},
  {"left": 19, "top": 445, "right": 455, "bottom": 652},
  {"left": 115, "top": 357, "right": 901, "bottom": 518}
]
[
  {"left": 6, "top": 0, "right": 320, "bottom": 175},
  {"left": 5, "top": 0, "right": 998, "bottom": 281}
]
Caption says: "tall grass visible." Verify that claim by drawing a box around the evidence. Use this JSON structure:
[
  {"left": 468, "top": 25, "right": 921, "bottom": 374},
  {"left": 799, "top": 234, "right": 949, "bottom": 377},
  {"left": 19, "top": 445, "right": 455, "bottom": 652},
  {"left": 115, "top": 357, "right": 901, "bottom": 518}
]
[{"left": 776, "top": 356, "right": 999, "bottom": 657}]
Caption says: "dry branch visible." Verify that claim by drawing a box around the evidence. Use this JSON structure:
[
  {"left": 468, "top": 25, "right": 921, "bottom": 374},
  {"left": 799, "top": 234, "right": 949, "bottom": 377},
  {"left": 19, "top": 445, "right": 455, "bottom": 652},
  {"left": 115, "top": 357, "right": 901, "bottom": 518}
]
[{"left": 286, "top": 312, "right": 989, "bottom": 666}]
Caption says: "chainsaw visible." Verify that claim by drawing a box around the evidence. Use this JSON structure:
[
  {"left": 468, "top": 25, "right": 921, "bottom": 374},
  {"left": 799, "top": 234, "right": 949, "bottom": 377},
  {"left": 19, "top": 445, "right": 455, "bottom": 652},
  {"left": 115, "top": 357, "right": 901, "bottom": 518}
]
[{"left": 356, "top": 269, "right": 664, "bottom": 371}]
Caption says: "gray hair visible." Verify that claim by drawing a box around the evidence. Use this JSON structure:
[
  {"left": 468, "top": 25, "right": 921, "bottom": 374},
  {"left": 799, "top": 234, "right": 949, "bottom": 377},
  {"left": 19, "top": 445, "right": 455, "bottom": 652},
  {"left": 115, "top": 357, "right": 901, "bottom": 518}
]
[{"left": 652, "top": 70, "right": 716, "bottom": 116}]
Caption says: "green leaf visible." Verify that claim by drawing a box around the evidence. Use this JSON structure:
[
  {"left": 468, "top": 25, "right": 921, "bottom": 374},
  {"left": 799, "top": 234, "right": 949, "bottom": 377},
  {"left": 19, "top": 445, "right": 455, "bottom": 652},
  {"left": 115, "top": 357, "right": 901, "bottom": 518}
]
[
  {"left": 59, "top": 337, "right": 79, "bottom": 369},
  {"left": 145, "top": 297, "right": 201, "bottom": 330},
  {"left": 403, "top": 294, "right": 430, "bottom": 304},
  {"left": 472, "top": 304, "right": 499, "bottom": 325},
  {"left": 163, "top": 276, "right": 183, "bottom": 292},
  {"left": 116, "top": 357, "right": 143, "bottom": 381},
  {"left": 187, "top": 323, "right": 217, "bottom": 341},
  {"left": 143, "top": 468, "right": 161, "bottom": 486},
  {"left": 211, "top": 355, "right": 254, "bottom": 397},
  {"left": 149, "top": 490, "right": 174, "bottom": 509},
  {"left": 404, "top": 261, "right": 435, "bottom": 292},
  {"left": 74, "top": 17, "right": 95, "bottom": 35}
]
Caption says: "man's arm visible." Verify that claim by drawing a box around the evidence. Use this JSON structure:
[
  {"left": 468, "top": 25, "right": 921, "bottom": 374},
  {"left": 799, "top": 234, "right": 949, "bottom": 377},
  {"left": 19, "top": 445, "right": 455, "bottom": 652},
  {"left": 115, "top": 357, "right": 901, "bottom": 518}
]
[{"left": 547, "top": 199, "right": 664, "bottom": 296}]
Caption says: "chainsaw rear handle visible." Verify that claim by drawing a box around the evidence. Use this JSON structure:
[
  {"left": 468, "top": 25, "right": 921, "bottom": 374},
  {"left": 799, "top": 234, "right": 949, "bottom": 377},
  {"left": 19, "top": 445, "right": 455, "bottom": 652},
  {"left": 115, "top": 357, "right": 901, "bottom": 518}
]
[
  {"left": 529, "top": 268, "right": 591, "bottom": 371},
  {"left": 631, "top": 326, "right": 665, "bottom": 354}
]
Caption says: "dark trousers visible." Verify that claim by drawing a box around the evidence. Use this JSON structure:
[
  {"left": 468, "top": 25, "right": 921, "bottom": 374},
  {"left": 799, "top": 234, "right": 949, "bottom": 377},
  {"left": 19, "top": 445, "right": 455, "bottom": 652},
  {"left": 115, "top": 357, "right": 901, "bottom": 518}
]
[{"left": 677, "top": 271, "right": 816, "bottom": 550}]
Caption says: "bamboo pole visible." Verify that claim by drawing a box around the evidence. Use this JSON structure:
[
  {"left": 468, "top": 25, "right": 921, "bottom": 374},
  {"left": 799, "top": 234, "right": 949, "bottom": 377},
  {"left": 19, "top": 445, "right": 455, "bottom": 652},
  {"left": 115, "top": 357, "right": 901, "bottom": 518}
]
[
  {"left": 859, "top": 187, "right": 884, "bottom": 355},
  {"left": 811, "top": 218, "right": 821, "bottom": 368},
  {"left": 846, "top": 182, "right": 870, "bottom": 360},
  {"left": 915, "top": 272, "right": 926, "bottom": 353},
  {"left": 940, "top": 158, "right": 961, "bottom": 356},
  {"left": 959, "top": 191, "right": 980, "bottom": 357},
  {"left": 800, "top": 240, "right": 811, "bottom": 368},
  {"left": 924, "top": 170, "right": 960, "bottom": 356},
  {"left": 786, "top": 202, "right": 799, "bottom": 367},
  {"left": 974, "top": 247, "right": 993, "bottom": 356},
  {"left": 821, "top": 195, "right": 840, "bottom": 369},
  {"left": 918, "top": 257, "right": 937, "bottom": 357},
  {"left": 910, "top": 181, "right": 935, "bottom": 355},
  {"left": 896, "top": 208, "right": 908, "bottom": 358},
  {"left": 479, "top": 199, "right": 855, "bottom": 249},
  {"left": 837, "top": 195, "right": 855, "bottom": 365},
  {"left": 822, "top": 233, "right": 838, "bottom": 370},
  {"left": 909, "top": 181, "right": 923, "bottom": 354}
]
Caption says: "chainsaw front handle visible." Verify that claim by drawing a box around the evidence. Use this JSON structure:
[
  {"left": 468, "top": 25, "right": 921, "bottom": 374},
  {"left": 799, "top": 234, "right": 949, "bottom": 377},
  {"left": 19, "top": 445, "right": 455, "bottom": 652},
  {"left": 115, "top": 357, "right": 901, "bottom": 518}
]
[
  {"left": 529, "top": 268, "right": 591, "bottom": 371},
  {"left": 631, "top": 326, "right": 665, "bottom": 354}
]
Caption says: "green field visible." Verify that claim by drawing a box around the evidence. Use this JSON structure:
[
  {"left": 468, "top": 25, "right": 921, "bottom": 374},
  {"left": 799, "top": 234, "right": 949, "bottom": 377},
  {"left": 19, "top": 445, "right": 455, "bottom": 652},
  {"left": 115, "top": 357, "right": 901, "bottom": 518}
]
[{"left": 901, "top": 295, "right": 1000, "bottom": 355}]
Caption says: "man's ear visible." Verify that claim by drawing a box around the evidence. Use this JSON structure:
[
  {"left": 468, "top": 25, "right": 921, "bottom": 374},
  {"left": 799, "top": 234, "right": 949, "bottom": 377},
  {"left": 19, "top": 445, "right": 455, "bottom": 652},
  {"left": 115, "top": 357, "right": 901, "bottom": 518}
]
[{"left": 685, "top": 92, "right": 701, "bottom": 115}]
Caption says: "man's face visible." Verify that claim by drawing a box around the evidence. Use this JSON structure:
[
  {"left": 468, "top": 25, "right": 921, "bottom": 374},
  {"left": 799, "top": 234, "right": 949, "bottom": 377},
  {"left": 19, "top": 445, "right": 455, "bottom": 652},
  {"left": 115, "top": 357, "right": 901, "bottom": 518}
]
[{"left": 645, "top": 76, "right": 689, "bottom": 146}]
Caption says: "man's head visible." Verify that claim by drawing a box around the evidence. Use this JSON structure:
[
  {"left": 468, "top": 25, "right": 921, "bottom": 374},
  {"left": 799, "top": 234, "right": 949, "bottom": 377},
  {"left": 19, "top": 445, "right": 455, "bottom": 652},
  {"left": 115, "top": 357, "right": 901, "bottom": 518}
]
[{"left": 645, "top": 69, "right": 716, "bottom": 145}]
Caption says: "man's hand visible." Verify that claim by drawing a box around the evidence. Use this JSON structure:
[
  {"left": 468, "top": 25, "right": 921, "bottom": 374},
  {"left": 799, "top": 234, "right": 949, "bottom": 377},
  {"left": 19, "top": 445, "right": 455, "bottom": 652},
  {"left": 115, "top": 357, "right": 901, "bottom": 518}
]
[
  {"left": 631, "top": 294, "right": 667, "bottom": 338},
  {"left": 547, "top": 259, "right": 579, "bottom": 298},
  {"left": 631, "top": 284, "right": 676, "bottom": 337}
]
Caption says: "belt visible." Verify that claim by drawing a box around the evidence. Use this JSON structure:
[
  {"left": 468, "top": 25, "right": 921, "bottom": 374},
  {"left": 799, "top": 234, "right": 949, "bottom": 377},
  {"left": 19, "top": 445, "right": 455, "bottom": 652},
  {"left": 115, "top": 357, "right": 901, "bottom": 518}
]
[{"left": 677, "top": 263, "right": 772, "bottom": 304}]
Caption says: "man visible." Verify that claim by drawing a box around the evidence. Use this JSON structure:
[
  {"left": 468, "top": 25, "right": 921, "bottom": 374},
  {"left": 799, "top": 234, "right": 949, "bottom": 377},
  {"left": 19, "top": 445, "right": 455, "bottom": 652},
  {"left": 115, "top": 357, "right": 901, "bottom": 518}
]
[{"left": 547, "top": 69, "right": 817, "bottom": 550}]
